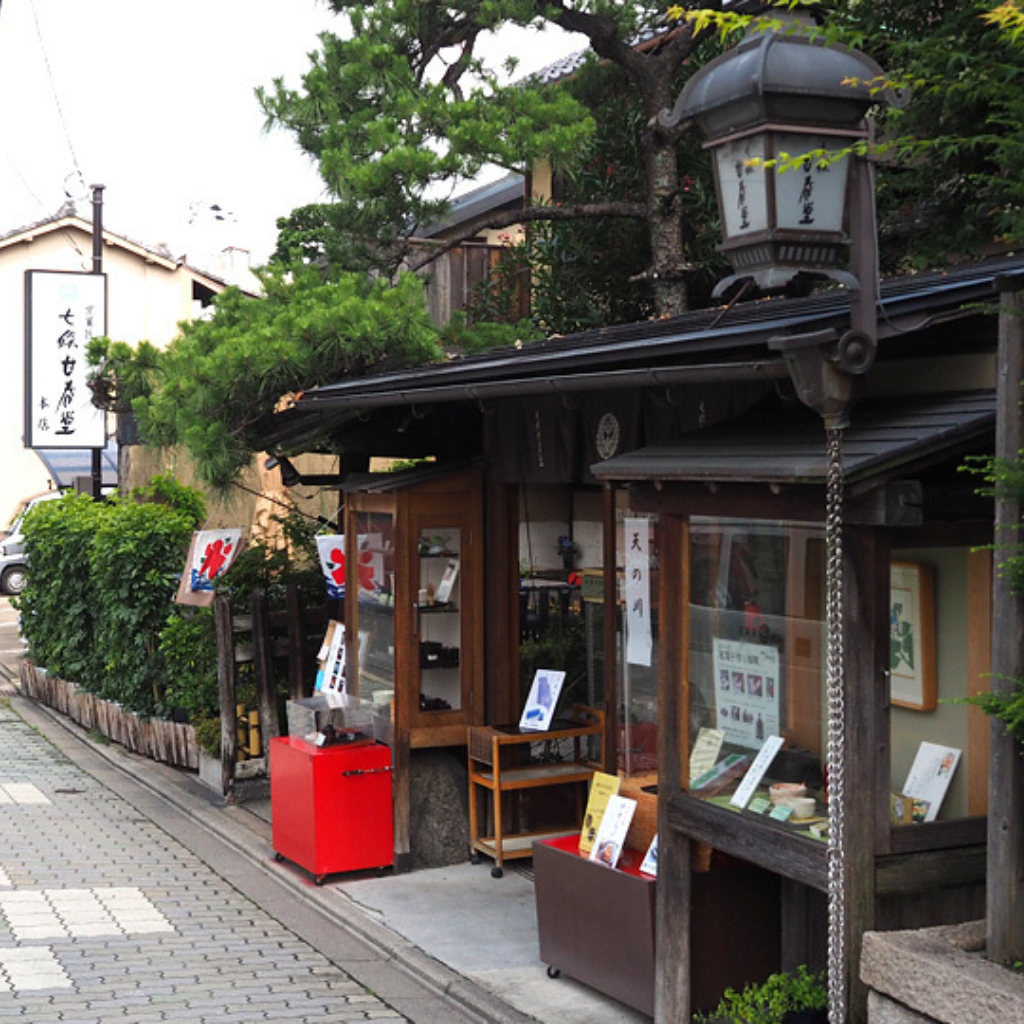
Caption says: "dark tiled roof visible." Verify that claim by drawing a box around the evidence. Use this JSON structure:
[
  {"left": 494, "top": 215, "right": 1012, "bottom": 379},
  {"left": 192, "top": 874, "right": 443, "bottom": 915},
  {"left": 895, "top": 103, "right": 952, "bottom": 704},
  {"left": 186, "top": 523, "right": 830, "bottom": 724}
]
[
  {"left": 591, "top": 391, "right": 995, "bottom": 486},
  {"left": 295, "top": 253, "right": 1024, "bottom": 412}
]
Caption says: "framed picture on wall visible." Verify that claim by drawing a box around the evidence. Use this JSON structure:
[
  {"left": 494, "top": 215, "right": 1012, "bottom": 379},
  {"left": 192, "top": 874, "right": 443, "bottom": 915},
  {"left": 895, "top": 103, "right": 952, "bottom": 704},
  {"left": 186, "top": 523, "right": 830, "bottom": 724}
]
[{"left": 890, "top": 561, "right": 937, "bottom": 711}]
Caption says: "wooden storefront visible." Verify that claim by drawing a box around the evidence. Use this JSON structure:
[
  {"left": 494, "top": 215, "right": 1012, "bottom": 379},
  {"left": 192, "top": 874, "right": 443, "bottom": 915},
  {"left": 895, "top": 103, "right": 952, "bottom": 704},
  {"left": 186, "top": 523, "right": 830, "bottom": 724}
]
[{"left": 257, "top": 255, "right": 1020, "bottom": 1020}]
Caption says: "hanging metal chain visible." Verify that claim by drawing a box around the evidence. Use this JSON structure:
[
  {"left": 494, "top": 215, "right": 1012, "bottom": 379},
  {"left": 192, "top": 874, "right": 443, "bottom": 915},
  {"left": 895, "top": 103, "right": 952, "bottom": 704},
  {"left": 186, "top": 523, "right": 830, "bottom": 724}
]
[{"left": 825, "top": 425, "right": 847, "bottom": 1024}]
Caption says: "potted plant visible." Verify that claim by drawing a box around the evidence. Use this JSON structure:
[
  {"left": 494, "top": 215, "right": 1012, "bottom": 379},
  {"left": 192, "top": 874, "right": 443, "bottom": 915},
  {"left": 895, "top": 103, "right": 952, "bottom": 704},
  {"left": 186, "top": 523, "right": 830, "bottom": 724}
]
[{"left": 695, "top": 966, "right": 828, "bottom": 1024}]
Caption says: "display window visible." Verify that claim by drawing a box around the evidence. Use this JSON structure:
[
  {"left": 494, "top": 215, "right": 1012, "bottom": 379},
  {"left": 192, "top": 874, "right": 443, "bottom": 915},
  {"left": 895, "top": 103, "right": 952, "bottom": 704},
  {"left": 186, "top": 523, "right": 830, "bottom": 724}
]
[
  {"left": 350, "top": 510, "right": 397, "bottom": 707},
  {"left": 685, "top": 518, "right": 829, "bottom": 837},
  {"left": 683, "top": 520, "right": 987, "bottom": 837}
]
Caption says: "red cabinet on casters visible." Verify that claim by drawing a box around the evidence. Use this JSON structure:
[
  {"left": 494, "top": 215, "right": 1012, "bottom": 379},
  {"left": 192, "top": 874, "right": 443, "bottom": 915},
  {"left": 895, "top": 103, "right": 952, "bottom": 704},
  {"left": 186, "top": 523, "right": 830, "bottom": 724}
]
[{"left": 270, "top": 736, "right": 394, "bottom": 884}]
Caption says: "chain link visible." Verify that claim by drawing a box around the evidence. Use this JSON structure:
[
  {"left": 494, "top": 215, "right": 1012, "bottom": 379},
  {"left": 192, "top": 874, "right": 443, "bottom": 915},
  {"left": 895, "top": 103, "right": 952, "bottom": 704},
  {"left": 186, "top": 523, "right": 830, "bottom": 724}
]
[{"left": 825, "top": 427, "right": 847, "bottom": 1024}]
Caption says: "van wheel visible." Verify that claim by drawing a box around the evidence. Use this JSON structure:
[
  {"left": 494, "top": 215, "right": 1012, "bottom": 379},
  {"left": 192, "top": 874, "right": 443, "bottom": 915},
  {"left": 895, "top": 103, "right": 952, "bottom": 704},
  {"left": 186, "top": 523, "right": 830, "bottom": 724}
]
[{"left": 1, "top": 566, "right": 26, "bottom": 596}]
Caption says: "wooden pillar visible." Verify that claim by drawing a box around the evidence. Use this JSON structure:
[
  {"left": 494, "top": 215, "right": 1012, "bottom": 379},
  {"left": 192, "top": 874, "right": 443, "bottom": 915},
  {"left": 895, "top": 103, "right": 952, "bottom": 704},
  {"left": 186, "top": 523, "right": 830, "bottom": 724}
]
[
  {"left": 285, "top": 583, "right": 308, "bottom": 702},
  {"left": 988, "top": 276, "right": 1024, "bottom": 962},
  {"left": 841, "top": 525, "right": 887, "bottom": 1024},
  {"left": 250, "top": 588, "right": 281, "bottom": 752},
  {"left": 484, "top": 478, "right": 520, "bottom": 725},
  {"left": 602, "top": 482, "right": 618, "bottom": 772},
  {"left": 214, "top": 593, "right": 237, "bottom": 797},
  {"left": 655, "top": 513, "right": 691, "bottom": 1024}
]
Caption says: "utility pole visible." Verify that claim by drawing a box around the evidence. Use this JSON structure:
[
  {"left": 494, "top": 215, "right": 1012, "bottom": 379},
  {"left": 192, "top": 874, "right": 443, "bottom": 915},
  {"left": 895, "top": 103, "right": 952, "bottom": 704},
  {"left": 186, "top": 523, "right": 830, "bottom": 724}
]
[{"left": 90, "top": 184, "right": 105, "bottom": 500}]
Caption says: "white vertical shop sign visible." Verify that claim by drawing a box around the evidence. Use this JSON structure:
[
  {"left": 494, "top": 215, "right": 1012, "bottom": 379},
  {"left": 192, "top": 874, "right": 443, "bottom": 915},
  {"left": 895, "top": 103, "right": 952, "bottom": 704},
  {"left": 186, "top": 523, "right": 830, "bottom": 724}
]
[
  {"left": 25, "top": 270, "right": 107, "bottom": 449},
  {"left": 624, "top": 516, "right": 652, "bottom": 667}
]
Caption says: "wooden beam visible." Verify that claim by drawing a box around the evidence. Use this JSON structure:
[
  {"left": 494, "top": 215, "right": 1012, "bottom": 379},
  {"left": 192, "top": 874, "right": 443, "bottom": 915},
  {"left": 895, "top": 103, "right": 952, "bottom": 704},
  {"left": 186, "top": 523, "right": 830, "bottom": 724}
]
[
  {"left": 988, "top": 279, "right": 1024, "bottom": 962},
  {"left": 841, "top": 526, "right": 887, "bottom": 1024},
  {"left": 250, "top": 588, "right": 281, "bottom": 753},
  {"left": 214, "top": 593, "right": 237, "bottom": 798},
  {"left": 601, "top": 483, "right": 618, "bottom": 774},
  {"left": 655, "top": 513, "right": 691, "bottom": 1024},
  {"left": 967, "top": 549, "right": 993, "bottom": 816}
]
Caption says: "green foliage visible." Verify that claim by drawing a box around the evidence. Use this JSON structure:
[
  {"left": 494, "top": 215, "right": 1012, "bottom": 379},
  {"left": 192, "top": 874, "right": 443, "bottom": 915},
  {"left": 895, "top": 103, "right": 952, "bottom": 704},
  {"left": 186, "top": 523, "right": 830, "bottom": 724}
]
[
  {"left": 14, "top": 493, "right": 106, "bottom": 685},
  {"left": 438, "top": 310, "right": 536, "bottom": 354},
  {"left": 261, "top": 0, "right": 727, "bottom": 317},
  {"left": 119, "top": 267, "right": 445, "bottom": 489},
  {"left": 519, "top": 612, "right": 587, "bottom": 711},
  {"left": 962, "top": 452, "right": 1024, "bottom": 595},
  {"left": 828, "top": 0, "right": 1024, "bottom": 269},
  {"left": 695, "top": 965, "right": 827, "bottom": 1024},
  {"left": 158, "top": 510, "right": 325, "bottom": 732},
  {"left": 259, "top": 1, "right": 596, "bottom": 275},
  {"left": 86, "top": 336, "right": 162, "bottom": 413},
  {"left": 214, "top": 511, "right": 323, "bottom": 608},
  {"left": 465, "top": 55, "right": 726, "bottom": 332},
  {"left": 158, "top": 609, "right": 219, "bottom": 722},
  {"left": 131, "top": 473, "right": 207, "bottom": 529},
  {"left": 192, "top": 715, "right": 223, "bottom": 758},
  {"left": 955, "top": 451, "right": 1024, "bottom": 749},
  {"left": 16, "top": 482, "right": 203, "bottom": 718},
  {"left": 88, "top": 499, "right": 196, "bottom": 715}
]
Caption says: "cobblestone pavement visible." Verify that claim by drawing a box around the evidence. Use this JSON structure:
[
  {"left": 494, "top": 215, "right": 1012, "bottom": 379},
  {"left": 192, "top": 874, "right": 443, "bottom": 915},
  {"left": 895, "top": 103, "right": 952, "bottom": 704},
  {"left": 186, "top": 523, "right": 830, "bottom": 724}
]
[{"left": 0, "top": 698, "right": 458, "bottom": 1024}]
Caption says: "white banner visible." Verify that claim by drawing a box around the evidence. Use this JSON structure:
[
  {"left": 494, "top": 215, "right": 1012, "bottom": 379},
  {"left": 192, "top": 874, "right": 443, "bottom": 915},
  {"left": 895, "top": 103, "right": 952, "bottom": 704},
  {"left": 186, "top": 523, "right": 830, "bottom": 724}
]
[
  {"left": 624, "top": 517, "right": 652, "bottom": 667},
  {"left": 25, "top": 270, "right": 107, "bottom": 449}
]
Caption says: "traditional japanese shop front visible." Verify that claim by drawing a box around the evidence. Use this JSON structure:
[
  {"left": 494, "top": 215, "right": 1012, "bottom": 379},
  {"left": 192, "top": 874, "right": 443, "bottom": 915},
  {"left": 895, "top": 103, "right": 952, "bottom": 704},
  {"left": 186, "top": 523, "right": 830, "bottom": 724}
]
[
  {"left": 593, "top": 387, "right": 996, "bottom": 1023},
  {"left": 259, "top": 255, "right": 1016, "bottom": 1018}
]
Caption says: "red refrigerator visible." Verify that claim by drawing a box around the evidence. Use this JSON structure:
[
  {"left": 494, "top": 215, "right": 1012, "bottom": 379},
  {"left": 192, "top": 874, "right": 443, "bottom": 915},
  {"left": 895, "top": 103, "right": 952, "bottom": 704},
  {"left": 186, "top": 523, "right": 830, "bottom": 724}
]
[{"left": 270, "top": 735, "right": 394, "bottom": 884}]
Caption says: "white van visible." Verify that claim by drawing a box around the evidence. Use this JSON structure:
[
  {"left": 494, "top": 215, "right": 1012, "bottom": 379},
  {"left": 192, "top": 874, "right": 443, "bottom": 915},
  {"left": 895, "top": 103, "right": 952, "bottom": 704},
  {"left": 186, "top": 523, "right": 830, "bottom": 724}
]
[{"left": 0, "top": 491, "right": 64, "bottom": 595}]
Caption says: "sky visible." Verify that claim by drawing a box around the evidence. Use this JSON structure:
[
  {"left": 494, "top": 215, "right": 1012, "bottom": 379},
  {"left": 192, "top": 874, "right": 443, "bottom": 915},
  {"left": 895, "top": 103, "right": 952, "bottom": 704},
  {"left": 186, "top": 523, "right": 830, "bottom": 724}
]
[{"left": 0, "top": 1, "right": 583, "bottom": 274}]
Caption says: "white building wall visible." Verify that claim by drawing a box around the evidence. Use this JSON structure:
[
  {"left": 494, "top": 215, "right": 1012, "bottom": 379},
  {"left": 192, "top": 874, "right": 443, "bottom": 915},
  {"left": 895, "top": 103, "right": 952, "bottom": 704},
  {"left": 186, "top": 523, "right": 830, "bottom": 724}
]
[{"left": 0, "top": 220, "right": 223, "bottom": 524}]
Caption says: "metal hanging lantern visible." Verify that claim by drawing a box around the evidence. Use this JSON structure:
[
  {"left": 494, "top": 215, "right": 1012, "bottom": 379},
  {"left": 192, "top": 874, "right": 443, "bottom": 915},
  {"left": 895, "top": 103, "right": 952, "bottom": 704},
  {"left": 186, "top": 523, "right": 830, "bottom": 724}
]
[
  {"left": 660, "top": 12, "right": 887, "bottom": 295},
  {"left": 661, "top": 13, "right": 892, "bottom": 1023}
]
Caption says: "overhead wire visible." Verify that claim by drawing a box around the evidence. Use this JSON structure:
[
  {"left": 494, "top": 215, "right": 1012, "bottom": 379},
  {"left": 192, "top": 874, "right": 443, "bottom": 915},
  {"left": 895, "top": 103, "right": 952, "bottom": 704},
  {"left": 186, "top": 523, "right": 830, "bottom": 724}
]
[{"left": 29, "top": 0, "right": 86, "bottom": 196}]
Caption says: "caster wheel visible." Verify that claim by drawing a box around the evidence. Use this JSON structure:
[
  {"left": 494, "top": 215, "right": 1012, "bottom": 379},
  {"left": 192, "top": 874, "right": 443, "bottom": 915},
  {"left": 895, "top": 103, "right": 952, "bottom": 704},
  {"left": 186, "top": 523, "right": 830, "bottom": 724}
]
[
  {"left": 273, "top": 852, "right": 284, "bottom": 863},
  {"left": 491, "top": 866, "right": 504, "bottom": 879},
  {"left": 469, "top": 853, "right": 481, "bottom": 865},
  {"left": 315, "top": 875, "right": 326, "bottom": 886},
  {"left": 547, "top": 966, "right": 561, "bottom": 980},
  {"left": 375, "top": 866, "right": 386, "bottom": 878}
]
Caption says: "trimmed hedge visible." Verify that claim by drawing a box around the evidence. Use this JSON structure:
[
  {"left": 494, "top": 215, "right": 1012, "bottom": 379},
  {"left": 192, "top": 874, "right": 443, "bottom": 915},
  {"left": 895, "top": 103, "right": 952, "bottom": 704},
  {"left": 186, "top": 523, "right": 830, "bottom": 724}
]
[{"left": 16, "top": 481, "right": 202, "bottom": 718}]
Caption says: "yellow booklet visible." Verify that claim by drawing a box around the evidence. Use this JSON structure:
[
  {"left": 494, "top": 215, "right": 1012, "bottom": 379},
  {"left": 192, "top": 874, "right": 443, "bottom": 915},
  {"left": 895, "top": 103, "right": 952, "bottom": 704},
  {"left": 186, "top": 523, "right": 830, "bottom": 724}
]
[{"left": 580, "top": 771, "right": 621, "bottom": 854}]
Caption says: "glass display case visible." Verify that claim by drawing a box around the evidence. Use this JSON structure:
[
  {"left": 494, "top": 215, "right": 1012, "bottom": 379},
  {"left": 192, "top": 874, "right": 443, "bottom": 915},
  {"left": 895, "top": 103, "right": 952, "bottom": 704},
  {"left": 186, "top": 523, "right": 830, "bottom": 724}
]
[
  {"left": 685, "top": 517, "right": 829, "bottom": 840},
  {"left": 344, "top": 467, "right": 483, "bottom": 747}
]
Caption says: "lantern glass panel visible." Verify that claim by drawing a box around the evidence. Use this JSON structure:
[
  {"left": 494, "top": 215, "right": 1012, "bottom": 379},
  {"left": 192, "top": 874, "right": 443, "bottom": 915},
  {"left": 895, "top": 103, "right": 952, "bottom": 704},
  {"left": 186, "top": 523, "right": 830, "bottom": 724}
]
[
  {"left": 772, "top": 132, "right": 851, "bottom": 234},
  {"left": 714, "top": 134, "right": 769, "bottom": 239}
]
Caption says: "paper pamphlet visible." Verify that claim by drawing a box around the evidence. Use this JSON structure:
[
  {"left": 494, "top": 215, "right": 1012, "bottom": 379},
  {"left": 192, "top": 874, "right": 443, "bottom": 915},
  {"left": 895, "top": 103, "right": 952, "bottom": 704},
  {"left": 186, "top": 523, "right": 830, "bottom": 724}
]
[
  {"left": 902, "top": 741, "right": 961, "bottom": 823},
  {"left": 580, "top": 772, "right": 621, "bottom": 855},
  {"left": 730, "top": 734, "right": 784, "bottom": 809},
  {"left": 689, "top": 727, "right": 725, "bottom": 785},
  {"left": 690, "top": 753, "right": 749, "bottom": 793},
  {"left": 314, "top": 620, "right": 346, "bottom": 694},
  {"left": 434, "top": 558, "right": 460, "bottom": 604},
  {"left": 589, "top": 794, "right": 637, "bottom": 869},
  {"left": 639, "top": 834, "right": 659, "bottom": 877},
  {"left": 519, "top": 669, "right": 566, "bottom": 731}
]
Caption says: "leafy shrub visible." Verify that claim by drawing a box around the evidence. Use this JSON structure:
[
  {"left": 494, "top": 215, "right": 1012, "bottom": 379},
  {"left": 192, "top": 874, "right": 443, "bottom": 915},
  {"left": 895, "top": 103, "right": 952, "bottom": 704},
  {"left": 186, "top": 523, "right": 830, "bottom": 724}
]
[
  {"left": 17, "top": 483, "right": 202, "bottom": 718},
  {"left": 696, "top": 966, "right": 827, "bottom": 1024},
  {"left": 88, "top": 499, "right": 195, "bottom": 714},
  {"left": 15, "top": 492, "right": 106, "bottom": 684},
  {"left": 157, "top": 608, "right": 218, "bottom": 722}
]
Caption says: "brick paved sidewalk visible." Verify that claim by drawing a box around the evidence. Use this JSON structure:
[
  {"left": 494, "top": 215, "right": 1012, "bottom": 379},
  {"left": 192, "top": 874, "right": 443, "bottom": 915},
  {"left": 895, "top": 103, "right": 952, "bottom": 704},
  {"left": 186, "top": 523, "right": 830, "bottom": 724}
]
[{"left": 0, "top": 699, "right": 487, "bottom": 1024}]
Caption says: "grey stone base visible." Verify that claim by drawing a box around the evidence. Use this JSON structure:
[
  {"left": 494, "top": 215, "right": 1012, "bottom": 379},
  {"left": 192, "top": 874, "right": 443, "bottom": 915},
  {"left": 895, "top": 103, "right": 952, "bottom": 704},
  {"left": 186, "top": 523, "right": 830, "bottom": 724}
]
[
  {"left": 862, "top": 921, "right": 1024, "bottom": 1023},
  {"left": 409, "top": 748, "right": 469, "bottom": 870}
]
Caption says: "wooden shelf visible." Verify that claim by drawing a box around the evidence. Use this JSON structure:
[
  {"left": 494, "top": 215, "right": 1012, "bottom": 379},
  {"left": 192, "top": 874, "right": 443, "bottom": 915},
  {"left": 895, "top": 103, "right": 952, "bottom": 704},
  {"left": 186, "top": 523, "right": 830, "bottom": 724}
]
[{"left": 468, "top": 707, "right": 604, "bottom": 875}]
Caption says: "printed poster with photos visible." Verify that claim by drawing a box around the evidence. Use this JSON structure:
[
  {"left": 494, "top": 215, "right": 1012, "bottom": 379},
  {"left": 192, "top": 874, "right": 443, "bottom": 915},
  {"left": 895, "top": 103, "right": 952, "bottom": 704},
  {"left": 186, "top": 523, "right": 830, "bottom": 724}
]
[{"left": 713, "top": 638, "right": 781, "bottom": 750}]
